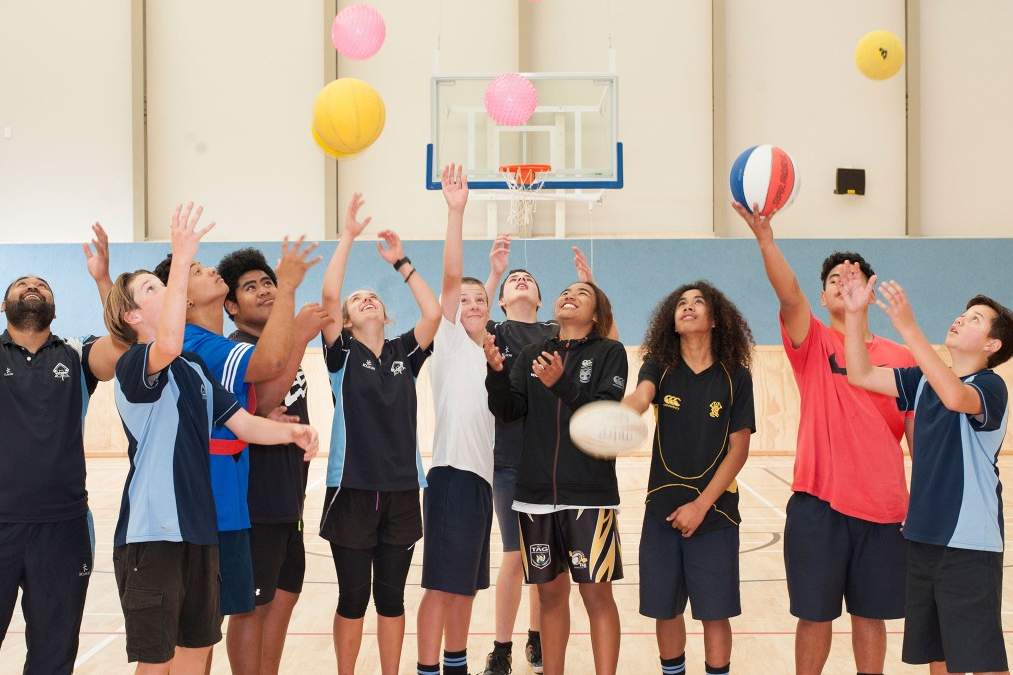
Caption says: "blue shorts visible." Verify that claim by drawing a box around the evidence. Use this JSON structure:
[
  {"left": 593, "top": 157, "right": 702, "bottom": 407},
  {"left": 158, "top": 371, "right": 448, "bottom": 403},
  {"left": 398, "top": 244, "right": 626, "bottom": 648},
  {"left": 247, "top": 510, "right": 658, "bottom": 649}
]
[
  {"left": 493, "top": 465, "right": 520, "bottom": 552},
  {"left": 421, "top": 466, "right": 493, "bottom": 595},
  {"left": 784, "top": 492, "right": 906, "bottom": 622},
  {"left": 639, "top": 511, "right": 740, "bottom": 621},
  {"left": 219, "top": 529, "right": 255, "bottom": 616}
]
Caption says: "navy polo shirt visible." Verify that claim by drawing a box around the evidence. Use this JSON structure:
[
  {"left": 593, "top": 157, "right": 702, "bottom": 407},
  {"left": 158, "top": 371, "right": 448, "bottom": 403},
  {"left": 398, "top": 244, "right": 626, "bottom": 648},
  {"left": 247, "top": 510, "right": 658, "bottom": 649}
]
[
  {"left": 0, "top": 330, "right": 98, "bottom": 523},
  {"left": 324, "top": 328, "right": 431, "bottom": 491}
]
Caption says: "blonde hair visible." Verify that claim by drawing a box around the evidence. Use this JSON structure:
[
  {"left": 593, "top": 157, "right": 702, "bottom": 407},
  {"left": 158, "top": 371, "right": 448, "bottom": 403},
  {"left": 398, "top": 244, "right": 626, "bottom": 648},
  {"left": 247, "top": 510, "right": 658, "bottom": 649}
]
[{"left": 103, "top": 270, "right": 147, "bottom": 345}]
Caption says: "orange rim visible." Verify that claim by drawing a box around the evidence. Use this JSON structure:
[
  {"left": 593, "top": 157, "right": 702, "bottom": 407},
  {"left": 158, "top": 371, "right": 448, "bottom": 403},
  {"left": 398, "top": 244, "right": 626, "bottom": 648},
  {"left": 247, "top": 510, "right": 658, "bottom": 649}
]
[{"left": 499, "top": 164, "right": 552, "bottom": 185}]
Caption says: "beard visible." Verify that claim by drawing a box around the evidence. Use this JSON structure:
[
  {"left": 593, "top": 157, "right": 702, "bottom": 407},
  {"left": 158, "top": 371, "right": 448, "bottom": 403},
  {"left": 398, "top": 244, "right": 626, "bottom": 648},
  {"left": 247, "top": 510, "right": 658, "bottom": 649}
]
[{"left": 5, "top": 298, "right": 56, "bottom": 332}]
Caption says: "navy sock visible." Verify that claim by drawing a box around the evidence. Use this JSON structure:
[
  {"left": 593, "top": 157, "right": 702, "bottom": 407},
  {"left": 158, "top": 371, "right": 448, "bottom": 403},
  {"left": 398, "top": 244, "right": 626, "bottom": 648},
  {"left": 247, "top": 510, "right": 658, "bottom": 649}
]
[
  {"left": 661, "top": 653, "right": 686, "bottom": 675},
  {"left": 527, "top": 629, "right": 540, "bottom": 645},
  {"left": 443, "top": 649, "right": 468, "bottom": 675},
  {"left": 493, "top": 640, "right": 512, "bottom": 653},
  {"left": 417, "top": 663, "right": 440, "bottom": 675},
  {"left": 705, "top": 661, "right": 730, "bottom": 674}
]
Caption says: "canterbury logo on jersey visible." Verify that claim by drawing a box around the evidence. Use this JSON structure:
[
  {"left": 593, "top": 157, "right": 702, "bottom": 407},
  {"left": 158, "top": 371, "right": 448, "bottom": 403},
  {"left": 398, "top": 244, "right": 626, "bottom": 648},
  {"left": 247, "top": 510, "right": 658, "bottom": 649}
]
[{"left": 663, "top": 395, "right": 681, "bottom": 410}]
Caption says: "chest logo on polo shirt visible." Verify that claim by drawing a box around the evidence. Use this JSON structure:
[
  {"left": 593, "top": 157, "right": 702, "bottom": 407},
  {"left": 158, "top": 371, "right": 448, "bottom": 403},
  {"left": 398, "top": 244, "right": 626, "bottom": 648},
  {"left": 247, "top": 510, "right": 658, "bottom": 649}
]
[
  {"left": 663, "top": 395, "right": 681, "bottom": 410},
  {"left": 709, "top": 401, "right": 723, "bottom": 418},
  {"left": 3, "top": 367, "right": 12, "bottom": 377},
  {"left": 579, "top": 359, "right": 593, "bottom": 383},
  {"left": 363, "top": 359, "right": 376, "bottom": 371},
  {"left": 529, "top": 544, "right": 551, "bottom": 569},
  {"left": 390, "top": 361, "right": 406, "bottom": 376},
  {"left": 53, "top": 363, "right": 70, "bottom": 380},
  {"left": 201, "top": 384, "right": 207, "bottom": 400},
  {"left": 78, "top": 563, "right": 90, "bottom": 577}
]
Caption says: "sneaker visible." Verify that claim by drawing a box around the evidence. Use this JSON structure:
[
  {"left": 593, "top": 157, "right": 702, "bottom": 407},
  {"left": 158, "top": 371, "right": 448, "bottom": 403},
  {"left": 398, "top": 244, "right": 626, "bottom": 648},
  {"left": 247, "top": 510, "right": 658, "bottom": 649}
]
[
  {"left": 482, "top": 651, "right": 512, "bottom": 675},
  {"left": 524, "top": 640, "right": 542, "bottom": 674}
]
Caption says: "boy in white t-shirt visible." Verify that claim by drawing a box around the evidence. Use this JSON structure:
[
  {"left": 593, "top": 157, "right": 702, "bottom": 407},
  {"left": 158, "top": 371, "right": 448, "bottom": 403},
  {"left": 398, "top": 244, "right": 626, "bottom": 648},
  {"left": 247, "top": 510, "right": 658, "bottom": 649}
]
[{"left": 415, "top": 164, "right": 496, "bottom": 675}]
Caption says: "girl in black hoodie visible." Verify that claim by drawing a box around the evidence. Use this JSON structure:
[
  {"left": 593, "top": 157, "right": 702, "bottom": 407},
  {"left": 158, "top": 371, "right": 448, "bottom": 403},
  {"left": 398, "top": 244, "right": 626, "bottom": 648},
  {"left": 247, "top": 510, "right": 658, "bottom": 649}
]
[{"left": 485, "top": 281, "right": 628, "bottom": 675}]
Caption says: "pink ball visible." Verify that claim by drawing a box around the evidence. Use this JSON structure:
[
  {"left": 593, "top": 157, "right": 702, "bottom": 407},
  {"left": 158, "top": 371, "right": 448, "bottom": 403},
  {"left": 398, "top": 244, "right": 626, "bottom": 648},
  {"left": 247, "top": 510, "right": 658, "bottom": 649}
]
[
  {"left": 331, "top": 4, "right": 386, "bottom": 60},
  {"left": 485, "top": 73, "right": 538, "bottom": 126}
]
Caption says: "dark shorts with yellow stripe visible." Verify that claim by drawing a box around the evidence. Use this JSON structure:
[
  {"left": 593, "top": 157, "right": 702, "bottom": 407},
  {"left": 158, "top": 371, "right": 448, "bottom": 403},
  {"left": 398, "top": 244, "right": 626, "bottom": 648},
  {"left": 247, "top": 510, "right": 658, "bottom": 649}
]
[{"left": 518, "top": 508, "right": 623, "bottom": 584}]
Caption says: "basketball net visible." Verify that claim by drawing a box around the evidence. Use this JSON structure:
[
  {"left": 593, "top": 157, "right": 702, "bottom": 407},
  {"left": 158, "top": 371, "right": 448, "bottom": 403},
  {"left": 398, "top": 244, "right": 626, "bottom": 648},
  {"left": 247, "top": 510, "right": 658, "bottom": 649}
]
[{"left": 503, "top": 168, "right": 546, "bottom": 238}]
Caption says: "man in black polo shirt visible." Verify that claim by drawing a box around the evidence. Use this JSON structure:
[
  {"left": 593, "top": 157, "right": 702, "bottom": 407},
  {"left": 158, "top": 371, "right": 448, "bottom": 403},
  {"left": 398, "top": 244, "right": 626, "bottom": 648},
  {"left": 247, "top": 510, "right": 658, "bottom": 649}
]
[{"left": 0, "top": 226, "right": 127, "bottom": 674}]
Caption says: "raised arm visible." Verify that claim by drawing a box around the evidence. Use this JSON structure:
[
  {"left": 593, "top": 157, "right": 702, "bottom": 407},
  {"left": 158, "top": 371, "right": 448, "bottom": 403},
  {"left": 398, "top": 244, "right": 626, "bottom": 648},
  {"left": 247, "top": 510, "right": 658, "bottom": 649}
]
[
  {"left": 485, "top": 234, "right": 511, "bottom": 310},
  {"left": 572, "top": 246, "right": 620, "bottom": 340},
  {"left": 732, "top": 202, "right": 811, "bottom": 347},
  {"left": 440, "top": 163, "right": 468, "bottom": 322},
  {"left": 253, "top": 302, "right": 332, "bottom": 413},
  {"left": 149, "top": 203, "right": 215, "bottom": 375},
  {"left": 83, "top": 222, "right": 113, "bottom": 305},
  {"left": 245, "top": 237, "right": 321, "bottom": 383},
  {"left": 82, "top": 222, "right": 128, "bottom": 380},
  {"left": 841, "top": 261, "right": 898, "bottom": 396},
  {"left": 376, "top": 229, "right": 441, "bottom": 350},
  {"left": 876, "top": 280, "right": 984, "bottom": 414}
]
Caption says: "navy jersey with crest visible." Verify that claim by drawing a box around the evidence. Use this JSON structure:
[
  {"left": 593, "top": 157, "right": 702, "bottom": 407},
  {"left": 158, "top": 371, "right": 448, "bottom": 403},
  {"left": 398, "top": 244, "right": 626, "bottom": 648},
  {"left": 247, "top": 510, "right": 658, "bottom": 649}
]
[
  {"left": 323, "top": 328, "right": 432, "bottom": 491},
  {"left": 639, "top": 357, "right": 755, "bottom": 534}
]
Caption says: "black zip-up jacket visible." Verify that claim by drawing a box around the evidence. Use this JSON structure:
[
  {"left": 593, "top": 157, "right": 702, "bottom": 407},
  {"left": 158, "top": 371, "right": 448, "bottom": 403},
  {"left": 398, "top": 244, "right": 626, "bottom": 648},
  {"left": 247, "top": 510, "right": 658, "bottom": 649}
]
[{"left": 485, "top": 331, "right": 628, "bottom": 506}]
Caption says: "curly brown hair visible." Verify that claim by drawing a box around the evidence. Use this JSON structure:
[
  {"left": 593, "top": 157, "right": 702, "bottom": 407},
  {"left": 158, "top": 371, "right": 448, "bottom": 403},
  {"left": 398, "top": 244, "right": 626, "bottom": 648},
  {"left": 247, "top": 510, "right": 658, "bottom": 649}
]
[{"left": 640, "top": 281, "right": 754, "bottom": 371}]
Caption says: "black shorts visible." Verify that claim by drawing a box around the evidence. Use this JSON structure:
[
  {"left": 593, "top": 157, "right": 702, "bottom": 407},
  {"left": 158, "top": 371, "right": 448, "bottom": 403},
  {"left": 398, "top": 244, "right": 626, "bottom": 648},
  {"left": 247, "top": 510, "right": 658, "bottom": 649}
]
[
  {"left": 784, "top": 492, "right": 906, "bottom": 622},
  {"left": 319, "top": 486, "right": 422, "bottom": 549},
  {"left": 250, "top": 521, "right": 306, "bottom": 605},
  {"left": 112, "top": 541, "right": 221, "bottom": 664},
  {"left": 219, "top": 529, "right": 255, "bottom": 616},
  {"left": 493, "top": 465, "right": 521, "bottom": 552},
  {"left": 518, "top": 508, "right": 623, "bottom": 584},
  {"left": 902, "top": 541, "right": 1007, "bottom": 672},
  {"left": 639, "top": 512, "right": 741, "bottom": 621},
  {"left": 421, "top": 466, "right": 493, "bottom": 595}
]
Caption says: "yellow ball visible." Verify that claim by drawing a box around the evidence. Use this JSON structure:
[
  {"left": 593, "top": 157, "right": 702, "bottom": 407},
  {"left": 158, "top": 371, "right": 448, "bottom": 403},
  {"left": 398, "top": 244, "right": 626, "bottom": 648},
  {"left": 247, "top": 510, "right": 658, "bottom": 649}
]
[
  {"left": 311, "top": 125, "right": 363, "bottom": 161},
  {"left": 855, "top": 30, "right": 905, "bottom": 80},
  {"left": 312, "top": 78, "right": 386, "bottom": 156}
]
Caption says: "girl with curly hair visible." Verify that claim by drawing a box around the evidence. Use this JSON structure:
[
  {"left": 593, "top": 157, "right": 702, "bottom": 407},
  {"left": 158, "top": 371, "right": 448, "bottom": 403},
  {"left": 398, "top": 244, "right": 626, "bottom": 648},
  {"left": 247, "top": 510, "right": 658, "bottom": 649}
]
[{"left": 623, "top": 281, "right": 756, "bottom": 675}]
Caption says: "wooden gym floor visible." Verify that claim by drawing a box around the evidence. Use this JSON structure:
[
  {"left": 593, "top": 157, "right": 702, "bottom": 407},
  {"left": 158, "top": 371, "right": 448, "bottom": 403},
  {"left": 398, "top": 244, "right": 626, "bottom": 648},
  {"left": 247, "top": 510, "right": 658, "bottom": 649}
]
[{"left": 3, "top": 456, "right": 1012, "bottom": 674}]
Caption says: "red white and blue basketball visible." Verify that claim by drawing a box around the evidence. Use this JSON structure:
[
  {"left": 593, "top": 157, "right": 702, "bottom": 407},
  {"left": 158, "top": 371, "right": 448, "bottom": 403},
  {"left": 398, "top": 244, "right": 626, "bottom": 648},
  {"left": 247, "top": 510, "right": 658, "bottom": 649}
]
[{"left": 729, "top": 145, "right": 800, "bottom": 216}]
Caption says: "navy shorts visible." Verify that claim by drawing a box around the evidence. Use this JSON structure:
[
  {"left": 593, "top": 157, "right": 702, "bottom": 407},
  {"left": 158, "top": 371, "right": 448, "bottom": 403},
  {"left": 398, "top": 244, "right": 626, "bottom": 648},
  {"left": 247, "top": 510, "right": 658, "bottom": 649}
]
[
  {"left": 219, "top": 529, "right": 255, "bottom": 616},
  {"left": 639, "top": 511, "right": 741, "bottom": 621},
  {"left": 518, "top": 508, "right": 623, "bottom": 585},
  {"left": 493, "top": 465, "right": 521, "bottom": 552},
  {"left": 250, "top": 521, "right": 305, "bottom": 605},
  {"left": 421, "top": 466, "right": 493, "bottom": 595},
  {"left": 902, "top": 541, "right": 1007, "bottom": 672},
  {"left": 319, "top": 486, "right": 422, "bottom": 549},
  {"left": 784, "top": 492, "right": 906, "bottom": 622}
]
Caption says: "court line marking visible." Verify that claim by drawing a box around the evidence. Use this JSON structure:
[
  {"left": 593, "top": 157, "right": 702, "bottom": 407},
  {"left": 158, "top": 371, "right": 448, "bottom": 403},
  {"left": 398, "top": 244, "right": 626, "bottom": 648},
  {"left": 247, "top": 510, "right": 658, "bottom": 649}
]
[
  {"left": 736, "top": 478, "right": 787, "bottom": 519},
  {"left": 73, "top": 623, "right": 123, "bottom": 668}
]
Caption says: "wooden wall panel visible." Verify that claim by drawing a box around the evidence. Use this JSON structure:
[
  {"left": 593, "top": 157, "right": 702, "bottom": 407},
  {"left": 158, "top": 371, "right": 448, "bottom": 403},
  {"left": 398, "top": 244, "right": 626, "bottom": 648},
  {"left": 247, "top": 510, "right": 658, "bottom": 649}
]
[{"left": 84, "top": 346, "right": 1013, "bottom": 457}]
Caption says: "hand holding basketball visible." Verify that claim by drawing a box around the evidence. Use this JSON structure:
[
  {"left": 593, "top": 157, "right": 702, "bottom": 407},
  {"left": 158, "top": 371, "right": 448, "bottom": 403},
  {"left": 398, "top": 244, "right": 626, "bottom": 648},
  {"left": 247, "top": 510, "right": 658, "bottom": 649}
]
[
  {"left": 731, "top": 200, "right": 777, "bottom": 244},
  {"left": 532, "top": 351, "right": 563, "bottom": 387},
  {"left": 569, "top": 400, "right": 649, "bottom": 460}
]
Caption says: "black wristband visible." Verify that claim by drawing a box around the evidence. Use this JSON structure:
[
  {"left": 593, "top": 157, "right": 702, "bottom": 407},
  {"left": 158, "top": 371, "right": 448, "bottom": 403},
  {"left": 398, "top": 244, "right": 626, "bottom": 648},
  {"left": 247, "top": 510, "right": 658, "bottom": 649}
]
[
  {"left": 404, "top": 268, "right": 416, "bottom": 284},
  {"left": 393, "top": 256, "right": 411, "bottom": 271}
]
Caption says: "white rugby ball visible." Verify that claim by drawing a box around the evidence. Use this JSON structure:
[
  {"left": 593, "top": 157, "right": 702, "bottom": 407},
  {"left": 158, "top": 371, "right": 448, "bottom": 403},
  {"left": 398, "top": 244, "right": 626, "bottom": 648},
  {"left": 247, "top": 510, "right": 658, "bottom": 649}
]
[{"left": 569, "top": 400, "right": 648, "bottom": 459}]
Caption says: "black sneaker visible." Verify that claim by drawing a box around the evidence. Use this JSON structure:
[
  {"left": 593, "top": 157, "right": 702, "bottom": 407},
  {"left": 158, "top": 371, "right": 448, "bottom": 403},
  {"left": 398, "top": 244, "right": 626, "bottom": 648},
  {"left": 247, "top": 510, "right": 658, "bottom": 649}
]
[
  {"left": 482, "top": 650, "right": 512, "bottom": 675},
  {"left": 524, "top": 640, "right": 542, "bottom": 674}
]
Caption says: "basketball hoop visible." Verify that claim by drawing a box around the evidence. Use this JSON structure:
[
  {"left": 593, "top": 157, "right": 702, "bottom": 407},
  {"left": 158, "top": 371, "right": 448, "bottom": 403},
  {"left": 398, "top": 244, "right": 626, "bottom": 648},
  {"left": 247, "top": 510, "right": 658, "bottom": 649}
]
[{"left": 500, "top": 164, "right": 551, "bottom": 237}]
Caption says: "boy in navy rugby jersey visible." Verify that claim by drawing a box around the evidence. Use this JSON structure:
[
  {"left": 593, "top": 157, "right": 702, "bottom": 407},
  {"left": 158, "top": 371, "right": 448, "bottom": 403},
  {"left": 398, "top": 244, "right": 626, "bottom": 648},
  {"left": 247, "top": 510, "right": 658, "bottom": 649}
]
[
  {"left": 841, "top": 260, "right": 1013, "bottom": 675},
  {"left": 104, "top": 203, "right": 318, "bottom": 673}
]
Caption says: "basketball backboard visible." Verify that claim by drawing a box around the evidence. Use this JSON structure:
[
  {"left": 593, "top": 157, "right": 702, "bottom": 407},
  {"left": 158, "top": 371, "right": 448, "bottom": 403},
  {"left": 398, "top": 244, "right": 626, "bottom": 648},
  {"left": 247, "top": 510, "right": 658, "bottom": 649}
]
[{"left": 427, "top": 73, "right": 623, "bottom": 190}]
